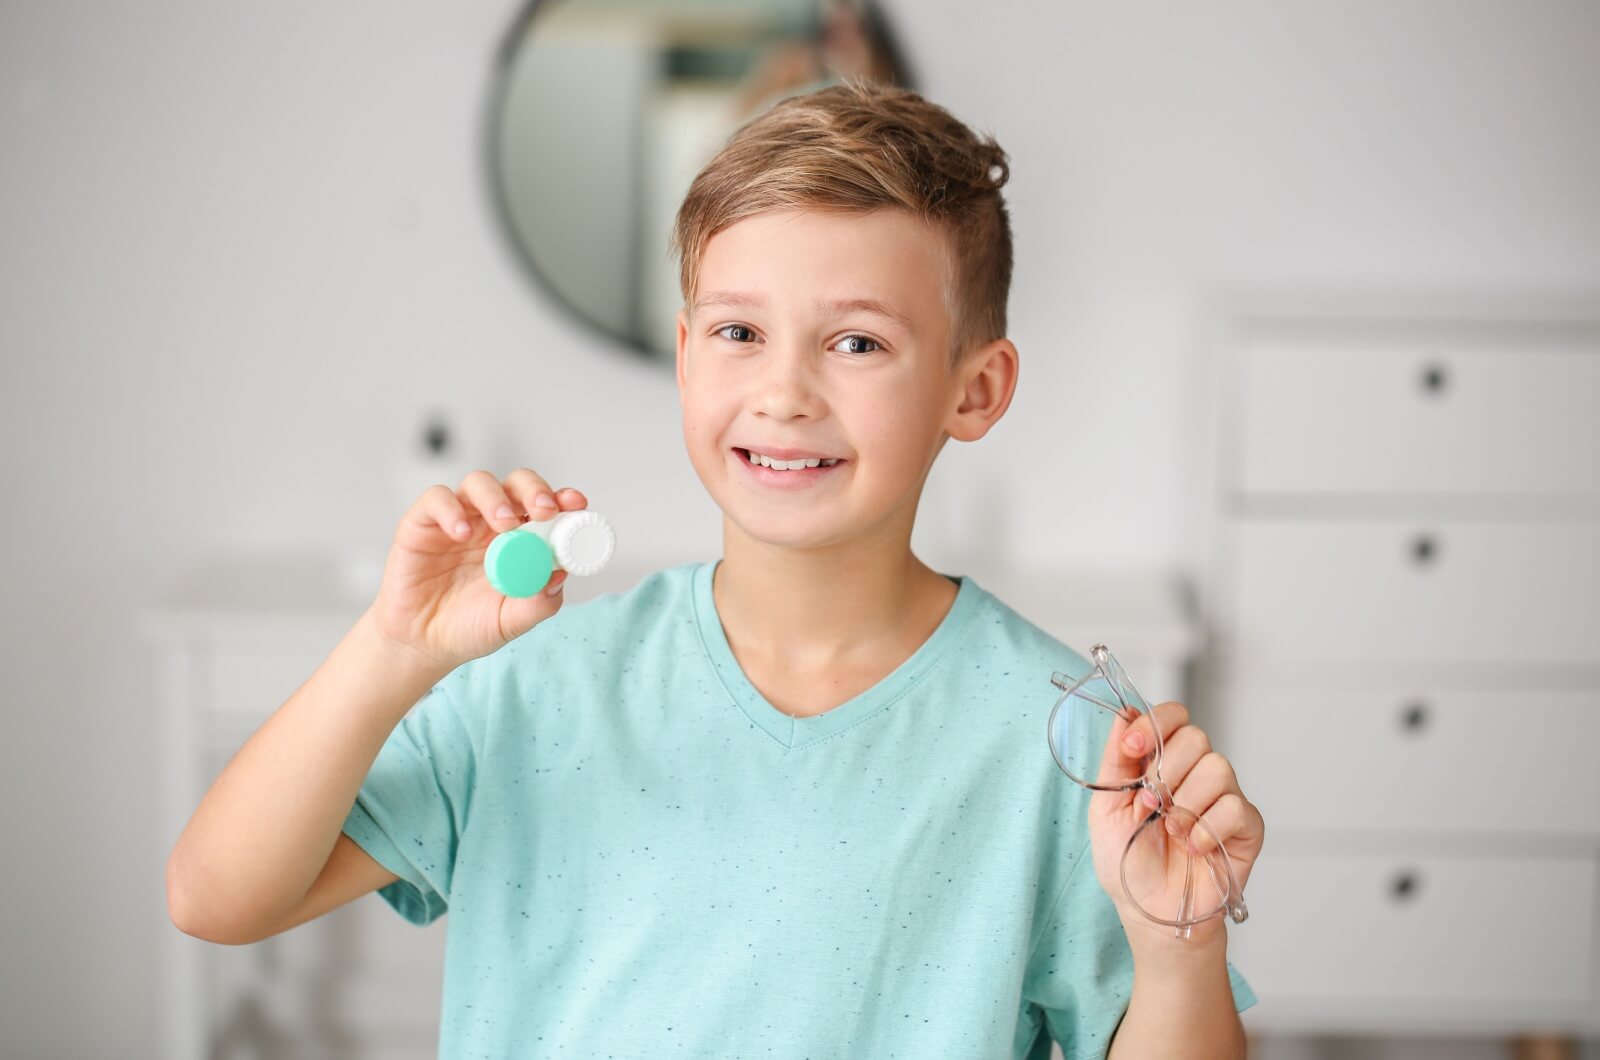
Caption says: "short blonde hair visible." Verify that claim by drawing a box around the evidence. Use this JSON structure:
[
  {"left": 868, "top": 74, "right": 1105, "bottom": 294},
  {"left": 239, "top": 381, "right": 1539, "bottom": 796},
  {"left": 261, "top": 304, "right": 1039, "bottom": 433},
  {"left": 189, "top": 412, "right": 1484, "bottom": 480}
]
[{"left": 670, "top": 78, "right": 1012, "bottom": 371}]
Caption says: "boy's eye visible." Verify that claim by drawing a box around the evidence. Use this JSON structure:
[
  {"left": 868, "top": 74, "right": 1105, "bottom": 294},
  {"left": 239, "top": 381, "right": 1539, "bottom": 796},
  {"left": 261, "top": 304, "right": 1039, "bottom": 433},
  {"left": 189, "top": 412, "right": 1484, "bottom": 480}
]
[
  {"left": 831, "top": 334, "right": 881, "bottom": 355},
  {"left": 715, "top": 324, "right": 757, "bottom": 343},
  {"left": 712, "top": 325, "right": 881, "bottom": 356}
]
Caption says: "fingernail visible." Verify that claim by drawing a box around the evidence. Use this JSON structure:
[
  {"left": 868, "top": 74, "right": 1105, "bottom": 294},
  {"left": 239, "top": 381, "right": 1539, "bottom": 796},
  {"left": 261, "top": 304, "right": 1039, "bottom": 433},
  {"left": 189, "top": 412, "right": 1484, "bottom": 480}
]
[
  {"left": 496, "top": 505, "right": 514, "bottom": 520},
  {"left": 545, "top": 574, "right": 566, "bottom": 596},
  {"left": 1124, "top": 731, "right": 1144, "bottom": 753},
  {"left": 453, "top": 521, "right": 469, "bottom": 537},
  {"left": 1142, "top": 789, "right": 1160, "bottom": 809},
  {"left": 535, "top": 494, "right": 557, "bottom": 509}
]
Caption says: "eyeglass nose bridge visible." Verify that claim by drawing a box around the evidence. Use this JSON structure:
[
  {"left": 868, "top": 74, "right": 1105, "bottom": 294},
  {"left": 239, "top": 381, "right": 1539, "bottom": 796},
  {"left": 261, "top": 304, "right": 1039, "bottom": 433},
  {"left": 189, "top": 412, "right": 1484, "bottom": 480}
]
[{"left": 1143, "top": 775, "right": 1174, "bottom": 814}]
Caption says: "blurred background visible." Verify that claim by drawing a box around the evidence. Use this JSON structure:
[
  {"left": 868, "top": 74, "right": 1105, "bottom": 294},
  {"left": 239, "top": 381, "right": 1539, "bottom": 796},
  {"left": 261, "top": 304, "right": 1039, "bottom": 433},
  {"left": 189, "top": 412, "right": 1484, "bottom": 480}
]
[{"left": 3, "top": 0, "right": 1598, "bottom": 1057}]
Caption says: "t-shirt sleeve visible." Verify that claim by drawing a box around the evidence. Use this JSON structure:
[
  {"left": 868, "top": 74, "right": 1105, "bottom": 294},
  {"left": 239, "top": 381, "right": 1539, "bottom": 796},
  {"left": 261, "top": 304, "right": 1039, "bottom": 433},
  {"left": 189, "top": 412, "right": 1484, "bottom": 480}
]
[
  {"left": 340, "top": 675, "right": 478, "bottom": 926},
  {"left": 1022, "top": 837, "right": 1257, "bottom": 1059}
]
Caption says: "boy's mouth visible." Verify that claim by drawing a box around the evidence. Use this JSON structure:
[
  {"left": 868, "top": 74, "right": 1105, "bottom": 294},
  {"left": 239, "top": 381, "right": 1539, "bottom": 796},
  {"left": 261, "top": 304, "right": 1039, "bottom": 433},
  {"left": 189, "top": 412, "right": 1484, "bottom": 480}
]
[
  {"left": 732, "top": 447, "right": 848, "bottom": 485},
  {"left": 733, "top": 446, "right": 846, "bottom": 465}
]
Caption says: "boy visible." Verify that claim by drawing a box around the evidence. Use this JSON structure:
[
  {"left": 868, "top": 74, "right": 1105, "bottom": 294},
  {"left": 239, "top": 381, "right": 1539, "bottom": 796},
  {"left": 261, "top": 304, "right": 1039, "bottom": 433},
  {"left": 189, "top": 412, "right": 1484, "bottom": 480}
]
[{"left": 168, "top": 79, "right": 1263, "bottom": 1058}]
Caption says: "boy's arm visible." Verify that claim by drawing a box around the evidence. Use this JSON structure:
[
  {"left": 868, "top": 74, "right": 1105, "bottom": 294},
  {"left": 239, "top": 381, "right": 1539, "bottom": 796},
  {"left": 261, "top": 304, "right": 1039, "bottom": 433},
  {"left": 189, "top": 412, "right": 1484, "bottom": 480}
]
[
  {"left": 1106, "top": 932, "right": 1246, "bottom": 1060},
  {"left": 165, "top": 606, "right": 452, "bottom": 945},
  {"left": 247, "top": 833, "right": 400, "bottom": 943}
]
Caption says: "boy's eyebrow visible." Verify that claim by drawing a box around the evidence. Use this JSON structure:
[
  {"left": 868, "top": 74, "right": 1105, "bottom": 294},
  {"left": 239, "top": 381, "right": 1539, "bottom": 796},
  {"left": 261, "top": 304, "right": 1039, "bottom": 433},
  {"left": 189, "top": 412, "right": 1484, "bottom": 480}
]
[{"left": 693, "top": 290, "right": 914, "bottom": 331}]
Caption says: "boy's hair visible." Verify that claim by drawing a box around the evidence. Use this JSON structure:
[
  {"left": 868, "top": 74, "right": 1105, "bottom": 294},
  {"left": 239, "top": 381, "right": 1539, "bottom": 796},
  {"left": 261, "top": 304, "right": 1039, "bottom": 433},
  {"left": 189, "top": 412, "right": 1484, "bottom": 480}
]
[{"left": 669, "top": 78, "right": 1012, "bottom": 371}]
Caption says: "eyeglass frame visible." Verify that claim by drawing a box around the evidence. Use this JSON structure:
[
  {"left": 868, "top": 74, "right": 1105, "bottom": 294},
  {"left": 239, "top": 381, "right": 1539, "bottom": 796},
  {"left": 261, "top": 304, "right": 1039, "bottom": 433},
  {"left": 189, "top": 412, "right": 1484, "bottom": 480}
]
[{"left": 1047, "top": 643, "right": 1250, "bottom": 939}]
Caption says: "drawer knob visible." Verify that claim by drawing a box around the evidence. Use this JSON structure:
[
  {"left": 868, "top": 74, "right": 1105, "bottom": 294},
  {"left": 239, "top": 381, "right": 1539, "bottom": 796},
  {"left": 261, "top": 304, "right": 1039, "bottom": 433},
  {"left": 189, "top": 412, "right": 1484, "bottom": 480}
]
[
  {"left": 1390, "top": 870, "right": 1421, "bottom": 903},
  {"left": 1399, "top": 700, "right": 1430, "bottom": 734},
  {"left": 1410, "top": 533, "right": 1439, "bottom": 566},
  {"left": 1419, "top": 361, "right": 1449, "bottom": 396}
]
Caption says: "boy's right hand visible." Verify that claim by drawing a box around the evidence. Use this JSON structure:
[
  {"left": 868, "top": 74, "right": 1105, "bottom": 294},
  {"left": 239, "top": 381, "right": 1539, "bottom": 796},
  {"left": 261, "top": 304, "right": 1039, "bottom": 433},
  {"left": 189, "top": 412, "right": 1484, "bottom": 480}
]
[{"left": 366, "top": 468, "right": 586, "bottom": 673}]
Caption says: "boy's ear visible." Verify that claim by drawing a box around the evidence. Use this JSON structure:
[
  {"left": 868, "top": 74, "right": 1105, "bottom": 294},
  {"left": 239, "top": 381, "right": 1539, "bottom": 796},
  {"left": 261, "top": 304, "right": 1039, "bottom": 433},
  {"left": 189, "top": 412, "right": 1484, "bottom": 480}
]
[
  {"left": 675, "top": 308, "right": 689, "bottom": 400},
  {"left": 945, "top": 337, "right": 1020, "bottom": 443}
]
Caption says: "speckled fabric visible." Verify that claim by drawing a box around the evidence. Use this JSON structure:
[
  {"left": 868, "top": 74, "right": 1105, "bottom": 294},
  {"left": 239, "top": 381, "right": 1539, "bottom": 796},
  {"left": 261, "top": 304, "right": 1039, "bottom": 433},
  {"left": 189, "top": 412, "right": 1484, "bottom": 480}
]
[{"left": 343, "top": 559, "right": 1255, "bottom": 1058}]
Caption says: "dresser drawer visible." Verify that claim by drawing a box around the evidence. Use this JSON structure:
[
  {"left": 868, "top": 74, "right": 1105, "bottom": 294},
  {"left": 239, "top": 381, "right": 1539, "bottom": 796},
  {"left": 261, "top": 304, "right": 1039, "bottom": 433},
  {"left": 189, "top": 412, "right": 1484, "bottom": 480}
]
[
  {"left": 1232, "top": 318, "right": 1600, "bottom": 498},
  {"left": 1216, "top": 682, "right": 1600, "bottom": 835},
  {"left": 1225, "top": 518, "right": 1600, "bottom": 666},
  {"left": 1225, "top": 848, "right": 1595, "bottom": 1006}
]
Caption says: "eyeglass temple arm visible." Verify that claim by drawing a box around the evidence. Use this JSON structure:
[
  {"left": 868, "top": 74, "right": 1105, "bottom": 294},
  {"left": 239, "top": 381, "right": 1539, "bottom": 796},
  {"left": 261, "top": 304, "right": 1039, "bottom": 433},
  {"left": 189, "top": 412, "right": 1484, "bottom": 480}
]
[{"left": 1050, "top": 670, "right": 1136, "bottom": 718}]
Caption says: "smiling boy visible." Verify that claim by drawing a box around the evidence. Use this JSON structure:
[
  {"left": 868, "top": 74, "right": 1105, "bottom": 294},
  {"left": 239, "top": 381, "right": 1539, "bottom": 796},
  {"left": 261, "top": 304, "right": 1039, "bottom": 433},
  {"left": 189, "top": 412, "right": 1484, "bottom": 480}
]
[
  {"left": 667, "top": 80, "right": 1261, "bottom": 1057},
  {"left": 679, "top": 205, "right": 972, "bottom": 719},
  {"left": 168, "top": 79, "right": 1260, "bottom": 1059}
]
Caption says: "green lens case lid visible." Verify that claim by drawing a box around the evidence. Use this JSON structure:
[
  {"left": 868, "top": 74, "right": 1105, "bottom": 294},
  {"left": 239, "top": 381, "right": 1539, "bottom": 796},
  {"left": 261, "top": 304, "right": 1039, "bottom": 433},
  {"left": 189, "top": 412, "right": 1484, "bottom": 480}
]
[{"left": 483, "top": 526, "right": 555, "bottom": 598}]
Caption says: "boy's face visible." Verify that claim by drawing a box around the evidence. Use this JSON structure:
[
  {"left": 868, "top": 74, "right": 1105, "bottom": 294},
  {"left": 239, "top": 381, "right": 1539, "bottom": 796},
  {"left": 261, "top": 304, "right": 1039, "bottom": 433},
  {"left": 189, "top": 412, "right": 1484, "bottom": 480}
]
[{"left": 676, "top": 206, "right": 1012, "bottom": 554}]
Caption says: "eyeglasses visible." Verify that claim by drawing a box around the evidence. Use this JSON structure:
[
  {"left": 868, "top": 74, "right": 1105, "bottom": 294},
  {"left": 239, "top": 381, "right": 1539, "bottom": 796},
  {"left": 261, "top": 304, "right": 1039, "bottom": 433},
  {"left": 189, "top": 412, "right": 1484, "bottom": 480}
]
[{"left": 1047, "top": 644, "right": 1249, "bottom": 940}]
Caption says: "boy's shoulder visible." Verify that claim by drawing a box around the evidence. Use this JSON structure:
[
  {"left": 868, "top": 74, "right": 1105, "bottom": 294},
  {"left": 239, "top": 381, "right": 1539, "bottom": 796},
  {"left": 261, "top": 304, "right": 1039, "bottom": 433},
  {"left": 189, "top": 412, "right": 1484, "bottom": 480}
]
[{"left": 959, "top": 575, "right": 1096, "bottom": 682}]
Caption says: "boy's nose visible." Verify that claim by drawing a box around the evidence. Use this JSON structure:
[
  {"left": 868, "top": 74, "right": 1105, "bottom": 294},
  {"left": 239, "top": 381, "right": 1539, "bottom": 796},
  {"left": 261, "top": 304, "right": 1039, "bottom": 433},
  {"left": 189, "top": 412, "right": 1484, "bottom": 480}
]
[{"left": 750, "top": 351, "right": 827, "bottom": 413}]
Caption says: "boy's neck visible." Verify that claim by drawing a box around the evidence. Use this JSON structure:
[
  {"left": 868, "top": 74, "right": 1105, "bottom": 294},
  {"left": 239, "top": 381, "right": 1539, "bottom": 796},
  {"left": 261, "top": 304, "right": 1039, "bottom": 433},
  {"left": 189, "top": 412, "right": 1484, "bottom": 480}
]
[{"left": 710, "top": 541, "right": 958, "bottom": 679}]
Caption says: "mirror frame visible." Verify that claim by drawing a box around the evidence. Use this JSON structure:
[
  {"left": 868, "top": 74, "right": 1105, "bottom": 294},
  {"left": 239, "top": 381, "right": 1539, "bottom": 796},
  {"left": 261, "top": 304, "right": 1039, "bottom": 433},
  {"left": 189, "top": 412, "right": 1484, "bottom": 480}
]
[
  {"left": 482, "top": 0, "right": 663, "bottom": 365},
  {"left": 481, "top": 0, "right": 920, "bottom": 367}
]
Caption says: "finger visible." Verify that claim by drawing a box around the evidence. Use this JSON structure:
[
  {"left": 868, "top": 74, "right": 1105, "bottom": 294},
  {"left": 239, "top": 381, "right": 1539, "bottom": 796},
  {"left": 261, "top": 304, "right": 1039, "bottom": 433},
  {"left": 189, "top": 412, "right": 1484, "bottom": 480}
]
[
  {"left": 499, "top": 567, "right": 571, "bottom": 629},
  {"left": 1097, "top": 701, "right": 1187, "bottom": 792},
  {"left": 411, "top": 483, "right": 475, "bottom": 542},
  {"left": 461, "top": 469, "right": 529, "bottom": 532},
  {"left": 1092, "top": 708, "right": 1150, "bottom": 800},
  {"left": 1119, "top": 700, "right": 1189, "bottom": 761},
  {"left": 1145, "top": 723, "right": 1212, "bottom": 792},
  {"left": 1167, "top": 752, "right": 1239, "bottom": 849},
  {"left": 552, "top": 487, "right": 587, "bottom": 511},
  {"left": 502, "top": 467, "right": 560, "bottom": 521},
  {"left": 1185, "top": 792, "right": 1256, "bottom": 860}
]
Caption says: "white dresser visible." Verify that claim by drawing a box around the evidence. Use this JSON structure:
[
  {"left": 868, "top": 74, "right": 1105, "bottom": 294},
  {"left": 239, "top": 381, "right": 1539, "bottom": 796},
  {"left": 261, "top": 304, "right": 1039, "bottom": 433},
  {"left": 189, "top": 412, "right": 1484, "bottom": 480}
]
[
  {"left": 145, "top": 550, "right": 1199, "bottom": 1058},
  {"left": 1200, "top": 317, "right": 1600, "bottom": 1044}
]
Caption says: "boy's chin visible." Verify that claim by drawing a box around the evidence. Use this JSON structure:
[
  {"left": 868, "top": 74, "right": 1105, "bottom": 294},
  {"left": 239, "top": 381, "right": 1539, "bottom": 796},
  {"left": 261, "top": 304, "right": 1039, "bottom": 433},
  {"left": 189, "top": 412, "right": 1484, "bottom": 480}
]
[{"left": 721, "top": 504, "right": 857, "bottom": 544}]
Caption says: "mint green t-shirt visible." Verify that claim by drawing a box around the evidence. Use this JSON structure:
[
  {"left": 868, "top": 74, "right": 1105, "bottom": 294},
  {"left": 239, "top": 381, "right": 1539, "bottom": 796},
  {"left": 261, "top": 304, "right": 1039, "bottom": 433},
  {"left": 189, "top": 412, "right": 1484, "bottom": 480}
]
[{"left": 342, "top": 560, "right": 1256, "bottom": 1058}]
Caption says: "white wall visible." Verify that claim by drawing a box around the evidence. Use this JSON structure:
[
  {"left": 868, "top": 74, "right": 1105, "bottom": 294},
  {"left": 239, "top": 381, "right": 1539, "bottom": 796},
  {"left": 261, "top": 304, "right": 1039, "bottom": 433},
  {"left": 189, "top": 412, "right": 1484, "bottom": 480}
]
[{"left": 1, "top": 1, "right": 1596, "bottom": 1055}]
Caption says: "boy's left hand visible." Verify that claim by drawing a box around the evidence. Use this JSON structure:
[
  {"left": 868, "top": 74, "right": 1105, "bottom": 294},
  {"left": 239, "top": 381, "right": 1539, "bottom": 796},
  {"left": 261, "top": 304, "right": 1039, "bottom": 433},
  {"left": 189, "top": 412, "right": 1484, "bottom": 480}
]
[{"left": 1086, "top": 701, "right": 1266, "bottom": 952}]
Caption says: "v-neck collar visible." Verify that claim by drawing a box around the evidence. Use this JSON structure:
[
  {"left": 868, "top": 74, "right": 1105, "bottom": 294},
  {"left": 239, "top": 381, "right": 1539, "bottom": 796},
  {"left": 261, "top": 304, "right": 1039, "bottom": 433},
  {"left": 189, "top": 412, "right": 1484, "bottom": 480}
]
[{"left": 690, "top": 558, "right": 983, "bottom": 749}]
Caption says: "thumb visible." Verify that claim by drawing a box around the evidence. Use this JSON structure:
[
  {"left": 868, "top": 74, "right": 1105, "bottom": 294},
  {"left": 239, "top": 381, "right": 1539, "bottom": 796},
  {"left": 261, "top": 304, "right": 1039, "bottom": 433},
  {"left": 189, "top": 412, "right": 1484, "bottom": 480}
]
[
  {"left": 1095, "top": 708, "right": 1147, "bottom": 800},
  {"left": 499, "top": 570, "right": 569, "bottom": 638}
]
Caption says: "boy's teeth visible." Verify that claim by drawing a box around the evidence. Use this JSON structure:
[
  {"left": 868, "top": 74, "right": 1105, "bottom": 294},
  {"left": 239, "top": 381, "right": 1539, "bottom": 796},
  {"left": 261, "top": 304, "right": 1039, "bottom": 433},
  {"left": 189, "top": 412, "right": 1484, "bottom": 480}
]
[{"left": 745, "top": 449, "right": 839, "bottom": 470}]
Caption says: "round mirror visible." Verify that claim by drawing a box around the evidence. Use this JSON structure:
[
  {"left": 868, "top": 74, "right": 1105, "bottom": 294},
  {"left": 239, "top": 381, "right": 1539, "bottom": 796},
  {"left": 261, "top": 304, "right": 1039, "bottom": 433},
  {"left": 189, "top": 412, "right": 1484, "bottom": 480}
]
[{"left": 488, "top": 0, "right": 918, "bottom": 364}]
